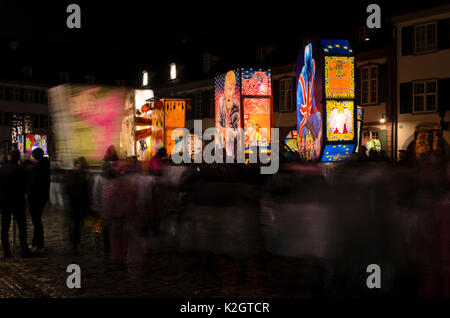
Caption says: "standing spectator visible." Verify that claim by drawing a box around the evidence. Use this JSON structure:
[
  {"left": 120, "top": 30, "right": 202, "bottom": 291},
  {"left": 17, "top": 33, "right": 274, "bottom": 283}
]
[
  {"left": 66, "top": 157, "right": 90, "bottom": 251},
  {"left": 99, "top": 145, "right": 119, "bottom": 253},
  {"left": 0, "top": 149, "right": 32, "bottom": 258},
  {"left": 27, "top": 148, "right": 51, "bottom": 252}
]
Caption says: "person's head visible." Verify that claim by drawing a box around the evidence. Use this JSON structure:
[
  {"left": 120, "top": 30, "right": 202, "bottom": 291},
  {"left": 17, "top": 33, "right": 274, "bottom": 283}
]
[
  {"left": 74, "top": 157, "right": 88, "bottom": 170},
  {"left": 31, "top": 147, "right": 44, "bottom": 161},
  {"left": 8, "top": 149, "right": 21, "bottom": 164},
  {"left": 104, "top": 145, "right": 118, "bottom": 161},
  {"left": 157, "top": 147, "right": 167, "bottom": 159},
  {"left": 224, "top": 71, "right": 236, "bottom": 112}
]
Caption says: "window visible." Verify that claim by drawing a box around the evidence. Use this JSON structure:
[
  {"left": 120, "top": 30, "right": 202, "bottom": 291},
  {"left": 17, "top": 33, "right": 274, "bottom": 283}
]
[
  {"left": 361, "top": 65, "right": 378, "bottom": 105},
  {"left": 39, "top": 90, "right": 46, "bottom": 104},
  {"left": 33, "top": 90, "right": 40, "bottom": 103},
  {"left": 414, "top": 22, "right": 437, "bottom": 54},
  {"left": 22, "top": 67, "right": 32, "bottom": 79},
  {"left": 24, "top": 89, "right": 33, "bottom": 103},
  {"left": 194, "top": 91, "right": 202, "bottom": 119},
  {"left": 256, "top": 46, "right": 267, "bottom": 62},
  {"left": 362, "top": 130, "right": 379, "bottom": 146},
  {"left": 1, "top": 112, "right": 11, "bottom": 126},
  {"left": 33, "top": 114, "right": 40, "bottom": 128},
  {"left": 413, "top": 80, "right": 437, "bottom": 113},
  {"left": 4, "top": 87, "right": 11, "bottom": 101},
  {"left": 279, "top": 78, "right": 294, "bottom": 112},
  {"left": 59, "top": 72, "right": 70, "bottom": 83},
  {"left": 13, "top": 88, "right": 20, "bottom": 102},
  {"left": 203, "top": 53, "right": 212, "bottom": 73}
]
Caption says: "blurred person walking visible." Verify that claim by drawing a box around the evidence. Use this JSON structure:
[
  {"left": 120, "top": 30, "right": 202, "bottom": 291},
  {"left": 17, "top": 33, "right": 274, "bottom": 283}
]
[
  {"left": 103, "top": 160, "right": 137, "bottom": 267},
  {"left": 27, "top": 148, "right": 51, "bottom": 252},
  {"left": 0, "top": 149, "right": 32, "bottom": 258},
  {"left": 98, "top": 145, "right": 119, "bottom": 253},
  {"left": 66, "top": 157, "right": 90, "bottom": 251}
]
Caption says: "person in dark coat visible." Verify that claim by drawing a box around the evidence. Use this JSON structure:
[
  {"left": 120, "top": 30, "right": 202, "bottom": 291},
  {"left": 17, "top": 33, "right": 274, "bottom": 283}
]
[
  {"left": 0, "top": 149, "right": 32, "bottom": 258},
  {"left": 66, "top": 157, "right": 90, "bottom": 251},
  {"left": 27, "top": 148, "right": 51, "bottom": 251}
]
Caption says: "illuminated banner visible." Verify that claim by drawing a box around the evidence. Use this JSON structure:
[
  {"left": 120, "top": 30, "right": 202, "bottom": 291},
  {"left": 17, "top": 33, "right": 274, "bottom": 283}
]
[
  {"left": 135, "top": 90, "right": 153, "bottom": 161},
  {"left": 18, "top": 135, "right": 25, "bottom": 154},
  {"left": 241, "top": 69, "right": 271, "bottom": 96},
  {"left": 49, "top": 85, "right": 128, "bottom": 167},
  {"left": 296, "top": 39, "right": 356, "bottom": 163},
  {"left": 296, "top": 42, "right": 323, "bottom": 161},
  {"left": 151, "top": 107, "right": 164, "bottom": 156},
  {"left": 322, "top": 144, "right": 355, "bottom": 162},
  {"left": 164, "top": 98, "right": 186, "bottom": 156},
  {"left": 326, "top": 100, "right": 354, "bottom": 141},
  {"left": 325, "top": 56, "right": 354, "bottom": 99},
  {"left": 243, "top": 98, "right": 271, "bottom": 150},
  {"left": 164, "top": 99, "right": 186, "bottom": 128},
  {"left": 26, "top": 134, "right": 48, "bottom": 155},
  {"left": 215, "top": 68, "right": 272, "bottom": 155},
  {"left": 215, "top": 69, "right": 242, "bottom": 154}
]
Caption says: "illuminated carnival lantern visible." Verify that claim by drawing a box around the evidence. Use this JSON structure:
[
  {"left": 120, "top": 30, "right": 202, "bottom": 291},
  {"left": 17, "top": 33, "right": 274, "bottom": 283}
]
[
  {"left": 296, "top": 39, "right": 356, "bottom": 162},
  {"left": 215, "top": 68, "right": 272, "bottom": 155}
]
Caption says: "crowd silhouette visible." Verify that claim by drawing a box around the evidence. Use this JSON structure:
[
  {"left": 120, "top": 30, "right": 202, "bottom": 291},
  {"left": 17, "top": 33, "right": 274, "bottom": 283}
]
[{"left": 1, "top": 145, "right": 449, "bottom": 297}]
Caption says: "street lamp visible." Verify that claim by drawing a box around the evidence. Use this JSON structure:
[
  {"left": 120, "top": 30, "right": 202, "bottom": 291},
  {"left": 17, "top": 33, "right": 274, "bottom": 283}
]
[{"left": 380, "top": 113, "right": 385, "bottom": 123}]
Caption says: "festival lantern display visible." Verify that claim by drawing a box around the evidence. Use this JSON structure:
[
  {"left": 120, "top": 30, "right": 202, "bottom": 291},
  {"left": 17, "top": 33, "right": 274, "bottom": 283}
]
[
  {"left": 296, "top": 39, "right": 356, "bottom": 162},
  {"left": 415, "top": 123, "right": 443, "bottom": 159},
  {"left": 215, "top": 68, "right": 272, "bottom": 155},
  {"left": 49, "top": 84, "right": 128, "bottom": 167},
  {"left": 163, "top": 98, "right": 186, "bottom": 157},
  {"left": 356, "top": 106, "right": 364, "bottom": 153},
  {"left": 25, "top": 134, "right": 48, "bottom": 155}
]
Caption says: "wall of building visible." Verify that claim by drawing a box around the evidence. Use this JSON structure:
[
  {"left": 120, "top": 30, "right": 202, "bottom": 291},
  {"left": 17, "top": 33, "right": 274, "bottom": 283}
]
[{"left": 395, "top": 10, "right": 450, "bottom": 154}]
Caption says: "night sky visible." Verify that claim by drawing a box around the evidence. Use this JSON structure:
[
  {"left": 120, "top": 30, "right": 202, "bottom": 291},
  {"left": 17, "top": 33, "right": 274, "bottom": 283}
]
[{"left": 0, "top": 0, "right": 448, "bottom": 85}]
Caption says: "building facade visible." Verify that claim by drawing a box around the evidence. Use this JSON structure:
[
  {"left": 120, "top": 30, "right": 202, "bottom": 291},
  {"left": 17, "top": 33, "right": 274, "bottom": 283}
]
[
  {"left": 393, "top": 4, "right": 450, "bottom": 159},
  {"left": 0, "top": 81, "right": 51, "bottom": 157}
]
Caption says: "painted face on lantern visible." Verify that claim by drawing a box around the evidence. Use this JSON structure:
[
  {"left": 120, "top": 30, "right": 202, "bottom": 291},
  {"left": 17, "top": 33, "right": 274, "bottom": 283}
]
[{"left": 224, "top": 71, "right": 236, "bottom": 112}]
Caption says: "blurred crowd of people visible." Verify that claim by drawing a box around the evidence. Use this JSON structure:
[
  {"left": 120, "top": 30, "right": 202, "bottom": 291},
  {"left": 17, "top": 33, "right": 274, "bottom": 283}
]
[
  {"left": 0, "top": 148, "right": 50, "bottom": 258},
  {"left": 1, "top": 144, "right": 449, "bottom": 297}
]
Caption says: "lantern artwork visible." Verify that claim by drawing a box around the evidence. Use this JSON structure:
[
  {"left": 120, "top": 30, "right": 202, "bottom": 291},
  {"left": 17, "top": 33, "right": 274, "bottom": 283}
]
[
  {"left": 296, "top": 39, "right": 356, "bottom": 162},
  {"left": 134, "top": 89, "right": 154, "bottom": 161},
  {"left": 215, "top": 68, "right": 272, "bottom": 155},
  {"left": 163, "top": 98, "right": 186, "bottom": 157}
]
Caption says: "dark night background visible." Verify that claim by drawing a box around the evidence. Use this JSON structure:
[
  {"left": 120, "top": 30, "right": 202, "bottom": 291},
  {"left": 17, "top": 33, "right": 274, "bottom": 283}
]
[{"left": 0, "top": 0, "right": 449, "bottom": 86}]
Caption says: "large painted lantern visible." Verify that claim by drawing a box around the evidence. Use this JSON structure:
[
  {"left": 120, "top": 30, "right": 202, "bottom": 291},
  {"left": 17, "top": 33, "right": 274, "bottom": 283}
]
[
  {"left": 296, "top": 39, "right": 356, "bottom": 162},
  {"left": 215, "top": 68, "right": 272, "bottom": 155}
]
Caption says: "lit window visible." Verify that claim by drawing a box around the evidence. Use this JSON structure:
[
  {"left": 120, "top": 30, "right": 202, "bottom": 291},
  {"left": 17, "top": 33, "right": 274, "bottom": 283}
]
[
  {"left": 142, "top": 71, "right": 148, "bottom": 87},
  {"left": 170, "top": 63, "right": 177, "bottom": 80}
]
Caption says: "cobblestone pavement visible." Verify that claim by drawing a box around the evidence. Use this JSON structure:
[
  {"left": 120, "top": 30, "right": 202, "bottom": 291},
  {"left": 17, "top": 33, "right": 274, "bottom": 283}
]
[{"left": 0, "top": 205, "right": 316, "bottom": 298}]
